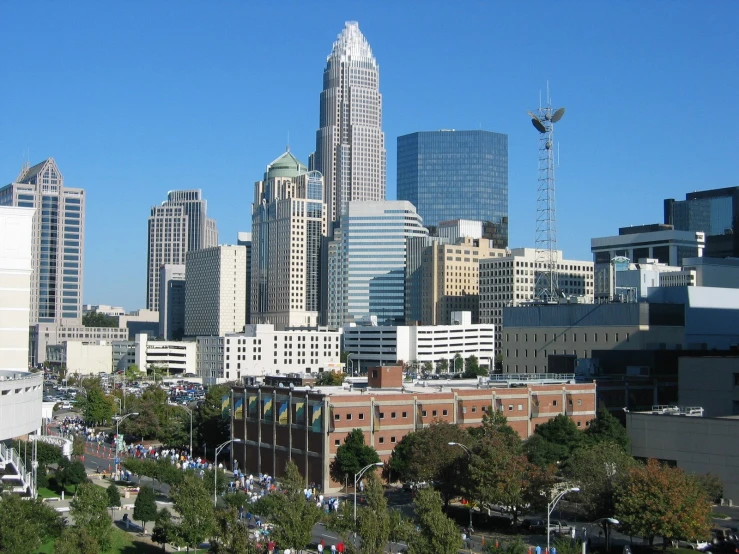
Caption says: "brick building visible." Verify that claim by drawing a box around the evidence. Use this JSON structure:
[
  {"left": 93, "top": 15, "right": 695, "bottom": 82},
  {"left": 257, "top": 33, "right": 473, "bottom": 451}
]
[{"left": 229, "top": 366, "right": 596, "bottom": 491}]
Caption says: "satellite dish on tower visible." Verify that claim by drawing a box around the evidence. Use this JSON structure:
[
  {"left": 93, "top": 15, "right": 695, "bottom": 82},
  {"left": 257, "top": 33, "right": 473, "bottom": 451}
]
[
  {"left": 551, "top": 107, "right": 566, "bottom": 123},
  {"left": 531, "top": 118, "right": 546, "bottom": 133}
]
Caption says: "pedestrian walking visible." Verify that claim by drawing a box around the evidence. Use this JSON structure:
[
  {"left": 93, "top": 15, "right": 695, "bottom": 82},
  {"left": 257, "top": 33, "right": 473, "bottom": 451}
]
[{"left": 536, "top": 545, "right": 542, "bottom": 554}]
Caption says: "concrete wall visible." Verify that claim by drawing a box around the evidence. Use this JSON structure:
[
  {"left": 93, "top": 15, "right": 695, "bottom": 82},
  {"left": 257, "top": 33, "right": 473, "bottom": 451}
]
[
  {"left": 65, "top": 342, "right": 113, "bottom": 375},
  {"left": 0, "top": 371, "right": 43, "bottom": 440},
  {"left": 627, "top": 411, "right": 739, "bottom": 504},
  {"left": 679, "top": 356, "right": 739, "bottom": 417}
]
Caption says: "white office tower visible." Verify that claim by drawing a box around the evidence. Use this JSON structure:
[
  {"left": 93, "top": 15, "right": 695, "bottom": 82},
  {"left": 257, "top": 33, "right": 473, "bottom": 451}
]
[
  {"left": 0, "top": 207, "right": 34, "bottom": 370},
  {"left": 314, "top": 21, "right": 386, "bottom": 233},
  {"left": 184, "top": 245, "right": 246, "bottom": 336},
  {"left": 0, "top": 159, "right": 85, "bottom": 324},
  {"left": 146, "top": 190, "right": 218, "bottom": 312},
  {"left": 328, "top": 201, "right": 428, "bottom": 327},
  {"left": 159, "top": 264, "right": 186, "bottom": 340},
  {"left": 251, "top": 151, "right": 327, "bottom": 330}
]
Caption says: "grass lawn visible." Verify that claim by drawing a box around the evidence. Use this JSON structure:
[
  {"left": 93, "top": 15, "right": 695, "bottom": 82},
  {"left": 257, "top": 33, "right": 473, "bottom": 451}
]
[
  {"left": 713, "top": 511, "right": 732, "bottom": 520},
  {"left": 37, "top": 527, "right": 163, "bottom": 553}
]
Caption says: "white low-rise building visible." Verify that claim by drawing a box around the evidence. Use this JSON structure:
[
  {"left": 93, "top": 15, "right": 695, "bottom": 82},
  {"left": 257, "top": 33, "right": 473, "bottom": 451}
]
[
  {"left": 135, "top": 333, "right": 196, "bottom": 376},
  {"left": 30, "top": 323, "right": 128, "bottom": 367},
  {"left": 47, "top": 341, "right": 113, "bottom": 375},
  {"left": 343, "top": 319, "right": 495, "bottom": 374},
  {"left": 197, "top": 324, "right": 342, "bottom": 385}
]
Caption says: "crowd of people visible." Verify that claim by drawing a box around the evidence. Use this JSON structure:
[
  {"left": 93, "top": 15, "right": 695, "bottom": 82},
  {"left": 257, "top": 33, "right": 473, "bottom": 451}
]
[{"left": 56, "top": 415, "right": 106, "bottom": 443}]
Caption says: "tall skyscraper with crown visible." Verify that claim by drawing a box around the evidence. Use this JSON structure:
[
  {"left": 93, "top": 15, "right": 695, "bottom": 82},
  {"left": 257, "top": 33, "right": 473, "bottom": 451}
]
[{"left": 313, "top": 21, "right": 386, "bottom": 235}]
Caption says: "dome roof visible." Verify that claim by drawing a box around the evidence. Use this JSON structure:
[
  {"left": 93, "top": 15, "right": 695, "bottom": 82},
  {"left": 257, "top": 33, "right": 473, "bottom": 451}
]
[{"left": 265, "top": 149, "right": 307, "bottom": 180}]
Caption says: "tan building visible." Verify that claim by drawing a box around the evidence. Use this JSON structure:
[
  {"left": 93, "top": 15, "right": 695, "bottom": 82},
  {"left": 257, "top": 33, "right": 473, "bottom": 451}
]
[
  {"left": 251, "top": 151, "right": 327, "bottom": 329},
  {"left": 420, "top": 237, "right": 506, "bottom": 325},
  {"left": 480, "top": 248, "right": 594, "bottom": 356},
  {"left": 230, "top": 366, "right": 596, "bottom": 491},
  {"left": 501, "top": 302, "right": 685, "bottom": 374}
]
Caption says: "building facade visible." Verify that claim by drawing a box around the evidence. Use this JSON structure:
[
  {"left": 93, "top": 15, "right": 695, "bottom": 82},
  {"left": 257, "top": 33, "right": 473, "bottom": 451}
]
[
  {"left": 501, "top": 302, "right": 686, "bottom": 374},
  {"left": 397, "top": 130, "right": 508, "bottom": 247},
  {"left": 83, "top": 305, "right": 126, "bottom": 317},
  {"left": 119, "top": 309, "right": 159, "bottom": 340},
  {"left": 134, "top": 333, "right": 196, "bottom": 376},
  {"left": 479, "top": 248, "right": 594, "bottom": 356},
  {"left": 159, "top": 264, "right": 186, "bottom": 340},
  {"left": 313, "top": 21, "right": 386, "bottom": 231},
  {"left": 665, "top": 187, "right": 739, "bottom": 258},
  {"left": 237, "top": 232, "right": 252, "bottom": 325},
  {"left": 146, "top": 190, "right": 217, "bottom": 312},
  {"left": 342, "top": 322, "right": 495, "bottom": 373},
  {"left": 0, "top": 158, "right": 85, "bottom": 324},
  {"left": 405, "top": 235, "right": 449, "bottom": 325},
  {"left": 0, "top": 207, "right": 34, "bottom": 371},
  {"left": 29, "top": 323, "right": 128, "bottom": 367},
  {"left": 250, "top": 151, "right": 326, "bottom": 329},
  {"left": 230, "top": 368, "right": 596, "bottom": 492},
  {"left": 185, "top": 245, "right": 247, "bottom": 337},
  {"left": 421, "top": 237, "right": 507, "bottom": 325},
  {"left": 47, "top": 341, "right": 112, "bottom": 375},
  {"left": 196, "top": 324, "right": 342, "bottom": 385},
  {"left": 328, "top": 201, "right": 428, "bottom": 327}
]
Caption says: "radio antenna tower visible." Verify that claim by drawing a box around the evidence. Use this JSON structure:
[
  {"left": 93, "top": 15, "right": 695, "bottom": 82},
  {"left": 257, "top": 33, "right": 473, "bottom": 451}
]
[{"left": 528, "top": 87, "right": 565, "bottom": 303}]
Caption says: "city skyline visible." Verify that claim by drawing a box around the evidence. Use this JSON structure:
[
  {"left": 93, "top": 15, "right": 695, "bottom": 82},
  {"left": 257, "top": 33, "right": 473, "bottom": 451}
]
[{"left": 1, "top": 3, "right": 738, "bottom": 310}]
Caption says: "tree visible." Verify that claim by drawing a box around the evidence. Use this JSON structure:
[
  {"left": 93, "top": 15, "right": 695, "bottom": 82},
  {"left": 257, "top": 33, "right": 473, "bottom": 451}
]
[
  {"left": 463, "top": 355, "right": 488, "bottom": 378},
  {"left": 70, "top": 482, "right": 112, "bottom": 551},
  {"left": 106, "top": 483, "right": 121, "bottom": 519},
  {"left": 134, "top": 485, "right": 158, "bottom": 534},
  {"left": 213, "top": 508, "right": 259, "bottom": 554},
  {"left": 696, "top": 473, "right": 723, "bottom": 504},
  {"left": 330, "top": 428, "right": 381, "bottom": 485},
  {"left": 82, "top": 310, "right": 118, "bottom": 328},
  {"left": 194, "top": 384, "right": 230, "bottom": 453},
  {"left": 171, "top": 473, "right": 216, "bottom": 551},
  {"left": 615, "top": 459, "right": 712, "bottom": 549},
  {"left": 422, "top": 361, "right": 434, "bottom": 374},
  {"left": 585, "top": 406, "right": 630, "bottom": 451},
  {"left": 406, "top": 488, "right": 462, "bottom": 554},
  {"left": 436, "top": 358, "right": 449, "bottom": 373},
  {"left": 269, "top": 461, "right": 323, "bottom": 551},
  {"left": 58, "top": 458, "right": 88, "bottom": 490},
  {"left": 316, "top": 370, "right": 346, "bottom": 386},
  {"left": 125, "top": 363, "right": 143, "bottom": 381},
  {"left": 468, "top": 435, "right": 553, "bottom": 524},
  {"left": 72, "top": 435, "right": 85, "bottom": 458},
  {"left": 81, "top": 386, "right": 114, "bottom": 426},
  {"left": 468, "top": 411, "right": 520, "bottom": 446},
  {"left": 0, "top": 494, "right": 63, "bottom": 554},
  {"left": 54, "top": 527, "right": 100, "bottom": 554},
  {"left": 387, "top": 422, "right": 469, "bottom": 507},
  {"left": 525, "top": 413, "right": 584, "bottom": 467},
  {"left": 152, "top": 507, "right": 174, "bottom": 551},
  {"left": 353, "top": 472, "right": 408, "bottom": 554},
  {"left": 564, "top": 441, "right": 637, "bottom": 521}
]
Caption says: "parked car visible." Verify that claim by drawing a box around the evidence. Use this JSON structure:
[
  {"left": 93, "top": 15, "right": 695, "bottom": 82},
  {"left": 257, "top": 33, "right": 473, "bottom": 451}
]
[
  {"left": 549, "top": 521, "right": 573, "bottom": 535},
  {"left": 520, "top": 518, "right": 546, "bottom": 532},
  {"left": 674, "top": 538, "right": 711, "bottom": 550},
  {"left": 59, "top": 402, "right": 73, "bottom": 410}
]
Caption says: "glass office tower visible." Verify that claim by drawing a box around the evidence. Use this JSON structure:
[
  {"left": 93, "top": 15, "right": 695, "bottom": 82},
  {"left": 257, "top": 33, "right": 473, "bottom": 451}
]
[
  {"left": 665, "top": 187, "right": 739, "bottom": 258},
  {"left": 397, "top": 130, "right": 508, "bottom": 248}
]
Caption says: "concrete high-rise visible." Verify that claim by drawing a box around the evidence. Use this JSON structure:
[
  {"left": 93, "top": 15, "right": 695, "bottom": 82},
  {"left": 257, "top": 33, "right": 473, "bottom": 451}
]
[
  {"left": 251, "top": 150, "right": 326, "bottom": 329},
  {"left": 184, "top": 245, "right": 246, "bottom": 337},
  {"left": 237, "top": 232, "right": 252, "bottom": 325},
  {"left": 0, "top": 159, "right": 85, "bottom": 324},
  {"left": 146, "top": 190, "right": 217, "bottom": 312},
  {"left": 328, "top": 201, "right": 427, "bottom": 327},
  {"left": 397, "top": 130, "right": 509, "bottom": 247},
  {"left": 314, "top": 21, "right": 386, "bottom": 232}
]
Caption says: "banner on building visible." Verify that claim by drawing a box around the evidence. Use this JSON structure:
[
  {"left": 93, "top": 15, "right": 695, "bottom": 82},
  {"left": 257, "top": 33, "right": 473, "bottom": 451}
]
[
  {"left": 294, "top": 400, "right": 305, "bottom": 424},
  {"left": 248, "top": 394, "right": 258, "bottom": 417},
  {"left": 278, "top": 399, "right": 289, "bottom": 425},
  {"left": 263, "top": 396, "right": 273, "bottom": 421},
  {"left": 234, "top": 395, "right": 244, "bottom": 419},
  {"left": 221, "top": 395, "right": 230, "bottom": 419},
  {"left": 311, "top": 403, "right": 322, "bottom": 432}
]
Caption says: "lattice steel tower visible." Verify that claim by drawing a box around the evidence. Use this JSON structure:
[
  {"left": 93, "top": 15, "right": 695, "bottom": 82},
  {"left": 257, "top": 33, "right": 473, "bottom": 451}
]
[{"left": 528, "top": 91, "right": 565, "bottom": 303}]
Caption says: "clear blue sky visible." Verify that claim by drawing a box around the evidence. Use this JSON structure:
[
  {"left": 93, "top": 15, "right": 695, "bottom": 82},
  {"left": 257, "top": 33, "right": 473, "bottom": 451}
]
[{"left": 1, "top": 2, "right": 737, "bottom": 311}]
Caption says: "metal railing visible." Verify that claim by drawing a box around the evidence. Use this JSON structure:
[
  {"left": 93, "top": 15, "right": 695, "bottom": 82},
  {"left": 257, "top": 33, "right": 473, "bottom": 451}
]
[
  {"left": 484, "top": 373, "right": 576, "bottom": 383},
  {"left": 0, "top": 442, "right": 33, "bottom": 495}
]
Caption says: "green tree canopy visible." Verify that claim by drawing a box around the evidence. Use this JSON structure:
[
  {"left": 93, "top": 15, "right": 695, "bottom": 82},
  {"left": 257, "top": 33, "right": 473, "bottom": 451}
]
[
  {"left": 0, "top": 494, "right": 63, "bottom": 554},
  {"left": 54, "top": 527, "right": 100, "bottom": 554},
  {"left": 407, "top": 488, "right": 462, "bottom": 554},
  {"left": 564, "top": 441, "right": 637, "bottom": 521},
  {"left": 125, "top": 363, "right": 143, "bottom": 381},
  {"left": 615, "top": 459, "right": 712, "bottom": 549},
  {"left": 468, "top": 411, "right": 520, "bottom": 446},
  {"left": 106, "top": 483, "right": 121, "bottom": 518},
  {"left": 436, "top": 359, "right": 449, "bottom": 373},
  {"left": 422, "top": 361, "right": 434, "bottom": 374},
  {"left": 268, "top": 461, "right": 323, "bottom": 550},
  {"left": 316, "top": 370, "right": 347, "bottom": 386},
  {"left": 152, "top": 508, "right": 174, "bottom": 551},
  {"left": 525, "top": 413, "right": 584, "bottom": 467},
  {"left": 82, "top": 311, "right": 118, "bottom": 328},
  {"left": 58, "top": 458, "right": 88, "bottom": 489},
  {"left": 330, "top": 428, "right": 381, "bottom": 485},
  {"left": 134, "top": 485, "right": 158, "bottom": 534},
  {"left": 355, "top": 472, "right": 397, "bottom": 554},
  {"left": 171, "top": 473, "right": 216, "bottom": 550},
  {"left": 463, "top": 355, "right": 488, "bottom": 378},
  {"left": 80, "top": 386, "right": 114, "bottom": 426},
  {"left": 213, "top": 508, "right": 258, "bottom": 553},
  {"left": 194, "top": 385, "right": 230, "bottom": 453},
  {"left": 585, "top": 406, "right": 630, "bottom": 451},
  {"left": 70, "top": 482, "right": 112, "bottom": 551}
]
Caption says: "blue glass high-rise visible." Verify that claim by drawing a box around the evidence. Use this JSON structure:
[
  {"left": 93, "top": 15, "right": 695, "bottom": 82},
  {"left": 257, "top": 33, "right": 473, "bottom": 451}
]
[{"left": 397, "top": 130, "right": 508, "bottom": 247}]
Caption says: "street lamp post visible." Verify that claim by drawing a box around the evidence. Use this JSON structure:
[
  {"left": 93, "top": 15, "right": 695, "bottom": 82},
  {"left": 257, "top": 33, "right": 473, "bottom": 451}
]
[
  {"left": 346, "top": 353, "right": 353, "bottom": 377},
  {"left": 113, "top": 413, "right": 139, "bottom": 479},
  {"left": 354, "top": 462, "right": 383, "bottom": 521},
  {"left": 214, "top": 439, "right": 242, "bottom": 507},
  {"left": 448, "top": 442, "right": 474, "bottom": 532},
  {"left": 547, "top": 486, "right": 580, "bottom": 554},
  {"left": 173, "top": 404, "right": 193, "bottom": 458},
  {"left": 113, "top": 397, "right": 122, "bottom": 415}
]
